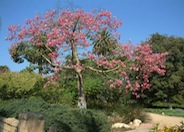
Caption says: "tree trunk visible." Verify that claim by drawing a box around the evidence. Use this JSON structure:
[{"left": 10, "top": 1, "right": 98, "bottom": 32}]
[
  {"left": 71, "top": 41, "right": 87, "bottom": 109},
  {"left": 167, "top": 98, "right": 173, "bottom": 110},
  {"left": 77, "top": 72, "right": 87, "bottom": 109},
  {"left": 38, "top": 67, "right": 43, "bottom": 76}
]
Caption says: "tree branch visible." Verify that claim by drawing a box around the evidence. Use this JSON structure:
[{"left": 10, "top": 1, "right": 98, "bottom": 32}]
[
  {"left": 41, "top": 53, "right": 58, "bottom": 67},
  {"left": 85, "top": 65, "right": 121, "bottom": 73},
  {"left": 45, "top": 45, "right": 54, "bottom": 53}
]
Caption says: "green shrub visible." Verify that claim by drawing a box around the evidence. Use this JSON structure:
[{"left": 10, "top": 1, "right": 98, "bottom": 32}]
[
  {"left": 0, "top": 72, "right": 42, "bottom": 99},
  {"left": 150, "top": 122, "right": 184, "bottom": 132},
  {"left": 34, "top": 79, "right": 62, "bottom": 104},
  {"left": 115, "top": 102, "right": 147, "bottom": 123},
  {"left": 0, "top": 97, "right": 110, "bottom": 132},
  {"left": 50, "top": 109, "right": 110, "bottom": 132},
  {"left": 59, "top": 90, "right": 77, "bottom": 106},
  {"left": 34, "top": 78, "right": 77, "bottom": 105},
  {"left": 0, "top": 97, "right": 51, "bottom": 118},
  {"left": 112, "top": 94, "right": 149, "bottom": 123}
]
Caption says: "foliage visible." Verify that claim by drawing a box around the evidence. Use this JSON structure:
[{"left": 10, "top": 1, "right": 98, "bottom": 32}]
[
  {"left": 172, "top": 95, "right": 184, "bottom": 107},
  {"left": 0, "top": 71, "right": 42, "bottom": 99},
  {"left": 9, "top": 40, "right": 54, "bottom": 75},
  {"left": 30, "top": 74, "right": 77, "bottom": 105},
  {"left": 92, "top": 29, "right": 118, "bottom": 56},
  {"left": 81, "top": 60, "right": 122, "bottom": 107},
  {"left": 0, "top": 97, "right": 110, "bottom": 132},
  {"left": 33, "top": 78, "right": 61, "bottom": 104},
  {"left": 58, "top": 67, "right": 128, "bottom": 108},
  {"left": 0, "top": 65, "right": 10, "bottom": 74},
  {"left": 139, "top": 33, "right": 184, "bottom": 108},
  {"left": 144, "top": 108, "right": 184, "bottom": 117},
  {"left": 149, "top": 123, "right": 160, "bottom": 132},
  {"left": 150, "top": 122, "right": 184, "bottom": 132},
  {"left": 83, "top": 69, "right": 111, "bottom": 107},
  {"left": 112, "top": 93, "right": 148, "bottom": 123},
  {"left": 151, "top": 100, "right": 184, "bottom": 109},
  {"left": 58, "top": 69, "right": 78, "bottom": 105},
  {"left": 162, "top": 124, "right": 184, "bottom": 132}
]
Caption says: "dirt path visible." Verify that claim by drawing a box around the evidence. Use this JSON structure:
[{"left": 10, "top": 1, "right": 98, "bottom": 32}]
[
  {"left": 126, "top": 113, "right": 184, "bottom": 132},
  {"left": 147, "top": 112, "right": 184, "bottom": 128}
]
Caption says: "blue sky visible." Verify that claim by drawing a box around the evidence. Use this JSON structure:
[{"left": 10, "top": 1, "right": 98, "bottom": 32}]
[{"left": 0, "top": 0, "right": 184, "bottom": 72}]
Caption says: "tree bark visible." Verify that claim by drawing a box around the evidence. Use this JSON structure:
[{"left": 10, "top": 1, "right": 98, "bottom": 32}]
[
  {"left": 71, "top": 41, "right": 87, "bottom": 109},
  {"left": 166, "top": 98, "right": 173, "bottom": 110},
  {"left": 77, "top": 72, "right": 87, "bottom": 109},
  {"left": 38, "top": 67, "right": 43, "bottom": 76}
]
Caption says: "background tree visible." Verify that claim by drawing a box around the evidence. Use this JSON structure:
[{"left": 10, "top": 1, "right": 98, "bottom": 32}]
[
  {"left": 6, "top": 9, "right": 167, "bottom": 109},
  {"left": 0, "top": 71, "right": 42, "bottom": 99},
  {"left": 9, "top": 33, "right": 54, "bottom": 75},
  {"left": 0, "top": 65, "right": 10, "bottom": 74},
  {"left": 139, "top": 33, "right": 184, "bottom": 108},
  {"left": 92, "top": 29, "right": 118, "bottom": 56}
]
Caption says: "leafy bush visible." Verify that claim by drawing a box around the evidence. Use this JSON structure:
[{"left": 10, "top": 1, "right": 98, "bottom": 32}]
[
  {"left": 0, "top": 97, "right": 110, "bottom": 132},
  {"left": 162, "top": 122, "right": 184, "bottom": 132},
  {"left": 0, "top": 71, "right": 42, "bottom": 99},
  {"left": 33, "top": 79, "right": 62, "bottom": 104},
  {"left": 51, "top": 109, "right": 110, "bottom": 132},
  {"left": 112, "top": 93, "right": 149, "bottom": 123},
  {"left": 150, "top": 122, "right": 184, "bottom": 132},
  {"left": 34, "top": 77, "right": 77, "bottom": 105}
]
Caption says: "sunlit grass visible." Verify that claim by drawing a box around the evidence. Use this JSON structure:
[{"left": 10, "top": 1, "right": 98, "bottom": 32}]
[{"left": 144, "top": 108, "right": 184, "bottom": 117}]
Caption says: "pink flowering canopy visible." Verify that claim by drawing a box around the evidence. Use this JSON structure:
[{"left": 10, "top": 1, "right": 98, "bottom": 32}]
[{"left": 6, "top": 9, "right": 167, "bottom": 98}]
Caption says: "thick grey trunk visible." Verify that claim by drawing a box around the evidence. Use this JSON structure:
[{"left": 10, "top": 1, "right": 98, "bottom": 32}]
[
  {"left": 71, "top": 41, "right": 87, "bottom": 109},
  {"left": 77, "top": 72, "right": 87, "bottom": 109}
]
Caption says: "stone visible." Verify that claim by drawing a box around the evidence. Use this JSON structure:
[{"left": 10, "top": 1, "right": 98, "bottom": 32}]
[
  {"left": 18, "top": 112, "right": 45, "bottom": 132},
  {"left": 0, "top": 117, "right": 19, "bottom": 132},
  {"left": 112, "top": 122, "right": 132, "bottom": 129},
  {"left": 133, "top": 119, "right": 142, "bottom": 127},
  {"left": 0, "top": 117, "right": 19, "bottom": 127},
  {"left": 129, "top": 121, "right": 133, "bottom": 125}
]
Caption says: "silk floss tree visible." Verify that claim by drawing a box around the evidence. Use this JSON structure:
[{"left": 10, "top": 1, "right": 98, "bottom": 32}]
[{"left": 6, "top": 9, "right": 167, "bottom": 109}]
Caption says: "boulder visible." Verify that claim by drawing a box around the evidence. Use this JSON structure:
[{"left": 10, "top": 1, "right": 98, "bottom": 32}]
[
  {"left": 18, "top": 112, "right": 45, "bottom": 132},
  {"left": 112, "top": 122, "right": 132, "bottom": 129},
  {"left": 133, "top": 119, "right": 142, "bottom": 127},
  {"left": 0, "top": 117, "right": 19, "bottom": 132}
]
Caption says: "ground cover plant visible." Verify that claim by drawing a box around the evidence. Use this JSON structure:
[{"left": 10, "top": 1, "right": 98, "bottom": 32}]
[{"left": 0, "top": 97, "right": 110, "bottom": 132}]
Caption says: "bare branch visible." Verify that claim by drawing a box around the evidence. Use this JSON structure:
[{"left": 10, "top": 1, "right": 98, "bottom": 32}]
[
  {"left": 45, "top": 45, "right": 54, "bottom": 53},
  {"left": 41, "top": 53, "right": 58, "bottom": 67},
  {"left": 85, "top": 65, "right": 121, "bottom": 73}
]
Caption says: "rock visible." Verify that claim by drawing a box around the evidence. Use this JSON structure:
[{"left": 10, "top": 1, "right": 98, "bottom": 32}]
[
  {"left": 0, "top": 117, "right": 19, "bottom": 132},
  {"left": 133, "top": 119, "right": 142, "bottom": 127},
  {"left": 18, "top": 112, "right": 45, "bottom": 132},
  {"left": 0, "top": 117, "right": 19, "bottom": 127},
  {"left": 129, "top": 121, "right": 133, "bottom": 125},
  {"left": 112, "top": 123, "right": 132, "bottom": 129}
]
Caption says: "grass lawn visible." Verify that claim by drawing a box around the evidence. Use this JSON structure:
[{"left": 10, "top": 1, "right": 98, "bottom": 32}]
[{"left": 144, "top": 108, "right": 184, "bottom": 117}]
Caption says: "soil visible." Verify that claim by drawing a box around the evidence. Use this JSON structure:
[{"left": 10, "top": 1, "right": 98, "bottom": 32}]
[
  {"left": 146, "top": 112, "right": 184, "bottom": 128},
  {"left": 125, "top": 112, "right": 184, "bottom": 132}
]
